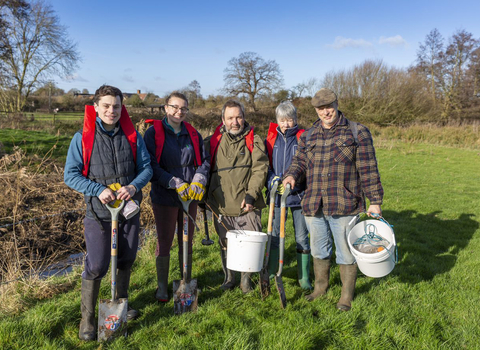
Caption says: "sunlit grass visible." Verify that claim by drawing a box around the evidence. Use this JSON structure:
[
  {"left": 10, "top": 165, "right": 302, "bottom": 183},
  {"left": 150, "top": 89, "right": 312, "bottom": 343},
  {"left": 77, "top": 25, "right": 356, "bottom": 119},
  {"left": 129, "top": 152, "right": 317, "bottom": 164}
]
[{"left": 0, "top": 140, "right": 479, "bottom": 349}]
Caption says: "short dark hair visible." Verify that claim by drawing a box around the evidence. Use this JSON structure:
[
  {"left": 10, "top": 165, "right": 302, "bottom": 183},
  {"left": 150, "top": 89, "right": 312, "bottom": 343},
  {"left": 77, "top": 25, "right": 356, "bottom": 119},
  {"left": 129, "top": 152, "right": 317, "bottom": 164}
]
[
  {"left": 165, "top": 91, "right": 188, "bottom": 106},
  {"left": 93, "top": 85, "right": 123, "bottom": 104},
  {"left": 221, "top": 100, "right": 245, "bottom": 119}
]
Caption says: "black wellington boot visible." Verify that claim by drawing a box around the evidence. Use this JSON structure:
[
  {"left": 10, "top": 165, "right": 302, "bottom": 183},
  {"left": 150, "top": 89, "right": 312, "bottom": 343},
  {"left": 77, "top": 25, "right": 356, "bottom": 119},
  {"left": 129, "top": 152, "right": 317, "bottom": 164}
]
[
  {"left": 220, "top": 249, "right": 235, "bottom": 290},
  {"left": 117, "top": 268, "right": 139, "bottom": 320},
  {"left": 78, "top": 278, "right": 101, "bottom": 341}
]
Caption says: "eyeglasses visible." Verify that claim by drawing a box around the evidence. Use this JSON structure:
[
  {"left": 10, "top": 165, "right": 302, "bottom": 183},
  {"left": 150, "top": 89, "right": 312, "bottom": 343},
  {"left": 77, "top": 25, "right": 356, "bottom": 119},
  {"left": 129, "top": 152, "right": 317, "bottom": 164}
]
[{"left": 166, "top": 104, "right": 189, "bottom": 113}]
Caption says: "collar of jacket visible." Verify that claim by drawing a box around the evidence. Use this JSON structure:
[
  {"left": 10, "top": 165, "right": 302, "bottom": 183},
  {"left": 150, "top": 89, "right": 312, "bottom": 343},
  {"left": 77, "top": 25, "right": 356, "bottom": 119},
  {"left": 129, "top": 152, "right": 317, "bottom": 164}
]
[
  {"left": 95, "top": 117, "right": 120, "bottom": 136},
  {"left": 162, "top": 118, "right": 188, "bottom": 136},
  {"left": 277, "top": 124, "right": 299, "bottom": 138}
]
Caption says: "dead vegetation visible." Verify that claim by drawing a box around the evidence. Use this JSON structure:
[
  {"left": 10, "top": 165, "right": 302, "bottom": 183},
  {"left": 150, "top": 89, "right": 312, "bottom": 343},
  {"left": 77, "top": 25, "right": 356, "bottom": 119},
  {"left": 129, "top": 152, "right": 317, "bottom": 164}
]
[{"left": 0, "top": 146, "right": 154, "bottom": 286}]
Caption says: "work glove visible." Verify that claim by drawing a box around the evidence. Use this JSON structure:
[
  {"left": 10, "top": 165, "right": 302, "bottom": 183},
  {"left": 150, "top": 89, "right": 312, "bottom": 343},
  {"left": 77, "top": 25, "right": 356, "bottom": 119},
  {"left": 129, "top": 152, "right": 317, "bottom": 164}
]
[
  {"left": 108, "top": 183, "right": 140, "bottom": 219},
  {"left": 270, "top": 176, "right": 285, "bottom": 194},
  {"left": 188, "top": 173, "right": 207, "bottom": 201},
  {"left": 169, "top": 177, "right": 189, "bottom": 201}
]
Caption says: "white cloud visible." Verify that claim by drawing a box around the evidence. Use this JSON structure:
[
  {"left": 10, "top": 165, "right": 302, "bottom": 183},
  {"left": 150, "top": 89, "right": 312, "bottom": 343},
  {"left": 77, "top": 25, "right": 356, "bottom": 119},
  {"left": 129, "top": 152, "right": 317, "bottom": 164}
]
[
  {"left": 64, "top": 74, "right": 88, "bottom": 82},
  {"left": 328, "top": 36, "right": 373, "bottom": 49},
  {"left": 379, "top": 35, "right": 407, "bottom": 47}
]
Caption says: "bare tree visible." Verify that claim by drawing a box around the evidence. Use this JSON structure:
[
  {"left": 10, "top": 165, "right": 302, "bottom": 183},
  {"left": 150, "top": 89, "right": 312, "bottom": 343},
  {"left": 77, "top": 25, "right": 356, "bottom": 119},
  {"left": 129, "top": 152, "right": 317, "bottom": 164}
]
[
  {"left": 0, "top": 0, "right": 80, "bottom": 112},
  {"left": 416, "top": 28, "right": 444, "bottom": 104},
  {"left": 185, "top": 80, "right": 202, "bottom": 108},
  {"left": 440, "top": 29, "right": 479, "bottom": 116},
  {"left": 223, "top": 52, "right": 283, "bottom": 111}
]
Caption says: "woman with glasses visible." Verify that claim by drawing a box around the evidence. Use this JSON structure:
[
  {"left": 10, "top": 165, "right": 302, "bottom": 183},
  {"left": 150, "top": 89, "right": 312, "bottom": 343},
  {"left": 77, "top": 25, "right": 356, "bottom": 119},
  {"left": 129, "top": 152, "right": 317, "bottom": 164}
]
[{"left": 144, "top": 92, "right": 210, "bottom": 302}]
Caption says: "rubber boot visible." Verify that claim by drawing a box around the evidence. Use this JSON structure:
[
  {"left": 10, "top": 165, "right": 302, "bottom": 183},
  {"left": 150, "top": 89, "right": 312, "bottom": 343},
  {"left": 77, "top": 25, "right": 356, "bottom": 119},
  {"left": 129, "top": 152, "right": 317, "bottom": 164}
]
[
  {"left": 155, "top": 255, "right": 170, "bottom": 302},
  {"left": 220, "top": 249, "right": 235, "bottom": 290},
  {"left": 116, "top": 268, "right": 139, "bottom": 321},
  {"left": 240, "top": 272, "right": 253, "bottom": 294},
  {"left": 305, "top": 258, "right": 331, "bottom": 301},
  {"left": 336, "top": 264, "right": 358, "bottom": 311},
  {"left": 297, "top": 251, "right": 313, "bottom": 290},
  {"left": 268, "top": 247, "right": 279, "bottom": 279},
  {"left": 78, "top": 278, "right": 101, "bottom": 341}
]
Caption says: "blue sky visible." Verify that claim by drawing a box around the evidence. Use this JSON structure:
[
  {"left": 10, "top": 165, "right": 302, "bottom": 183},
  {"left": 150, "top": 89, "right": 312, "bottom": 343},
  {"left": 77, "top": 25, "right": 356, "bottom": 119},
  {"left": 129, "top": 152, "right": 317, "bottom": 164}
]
[{"left": 49, "top": 0, "right": 480, "bottom": 97}]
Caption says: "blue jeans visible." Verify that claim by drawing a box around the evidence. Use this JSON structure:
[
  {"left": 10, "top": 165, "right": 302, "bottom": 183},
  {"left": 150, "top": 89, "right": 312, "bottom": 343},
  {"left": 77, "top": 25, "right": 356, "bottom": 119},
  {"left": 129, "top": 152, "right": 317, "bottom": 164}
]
[
  {"left": 304, "top": 212, "right": 357, "bottom": 265},
  {"left": 271, "top": 206, "right": 310, "bottom": 251}
]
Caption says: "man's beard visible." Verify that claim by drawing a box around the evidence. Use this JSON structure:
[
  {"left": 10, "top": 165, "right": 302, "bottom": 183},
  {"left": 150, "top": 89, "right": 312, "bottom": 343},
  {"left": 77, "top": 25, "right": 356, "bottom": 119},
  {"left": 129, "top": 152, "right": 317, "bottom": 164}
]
[{"left": 227, "top": 126, "right": 244, "bottom": 135}]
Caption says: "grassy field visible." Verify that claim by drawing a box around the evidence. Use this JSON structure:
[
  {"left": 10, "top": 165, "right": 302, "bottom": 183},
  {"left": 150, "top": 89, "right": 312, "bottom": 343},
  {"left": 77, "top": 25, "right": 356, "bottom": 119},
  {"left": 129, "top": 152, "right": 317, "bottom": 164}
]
[
  {"left": 0, "top": 128, "right": 72, "bottom": 163},
  {"left": 0, "top": 139, "right": 479, "bottom": 349}
]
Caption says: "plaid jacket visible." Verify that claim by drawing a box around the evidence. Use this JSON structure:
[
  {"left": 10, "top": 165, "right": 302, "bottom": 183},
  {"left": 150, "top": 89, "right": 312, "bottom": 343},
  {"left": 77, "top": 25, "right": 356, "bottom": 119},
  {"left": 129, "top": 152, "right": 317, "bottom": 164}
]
[{"left": 284, "top": 113, "right": 383, "bottom": 216}]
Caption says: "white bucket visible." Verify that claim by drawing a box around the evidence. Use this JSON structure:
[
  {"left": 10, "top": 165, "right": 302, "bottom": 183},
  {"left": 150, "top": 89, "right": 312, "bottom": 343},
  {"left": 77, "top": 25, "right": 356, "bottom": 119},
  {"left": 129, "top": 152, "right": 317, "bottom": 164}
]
[
  {"left": 226, "top": 230, "right": 268, "bottom": 272},
  {"left": 347, "top": 219, "right": 396, "bottom": 278}
]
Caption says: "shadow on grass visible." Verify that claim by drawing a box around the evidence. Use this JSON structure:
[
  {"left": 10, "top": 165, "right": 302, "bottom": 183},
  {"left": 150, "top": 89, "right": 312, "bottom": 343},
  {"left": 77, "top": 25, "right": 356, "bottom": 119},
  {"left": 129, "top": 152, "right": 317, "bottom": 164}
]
[{"left": 360, "top": 209, "right": 478, "bottom": 286}]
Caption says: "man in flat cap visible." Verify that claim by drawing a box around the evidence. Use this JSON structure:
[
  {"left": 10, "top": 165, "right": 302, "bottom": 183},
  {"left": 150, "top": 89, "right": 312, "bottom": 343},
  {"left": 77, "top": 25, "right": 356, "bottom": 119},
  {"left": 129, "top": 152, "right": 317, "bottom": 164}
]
[{"left": 282, "top": 88, "right": 383, "bottom": 311}]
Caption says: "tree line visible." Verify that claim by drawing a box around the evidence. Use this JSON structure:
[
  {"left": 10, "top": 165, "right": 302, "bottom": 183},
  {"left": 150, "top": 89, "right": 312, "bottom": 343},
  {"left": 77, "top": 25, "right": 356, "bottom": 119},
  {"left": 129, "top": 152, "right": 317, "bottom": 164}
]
[{"left": 1, "top": 1, "right": 479, "bottom": 124}]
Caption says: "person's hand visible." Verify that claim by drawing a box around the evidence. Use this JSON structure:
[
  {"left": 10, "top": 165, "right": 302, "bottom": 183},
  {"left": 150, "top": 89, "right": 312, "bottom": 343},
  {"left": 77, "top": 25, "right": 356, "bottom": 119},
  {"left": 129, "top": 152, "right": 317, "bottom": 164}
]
[
  {"left": 99, "top": 188, "right": 116, "bottom": 204},
  {"left": 170, "top": 177, "right": 189, "bottom": 201},
  {"left": 116, "top": 185, "right": 136, "bottom": 201},
  {"left": 282, "top": 176, "right": 295, "bottom": 191},
  {"left": 188, "top": 173, "right": 207, "bottom": 201},
  {"left": 366, "top": 204, "right": 382, "bottom": 218},
  {"left": 240, "top": 199, "right": 254, "bottom": 213}
]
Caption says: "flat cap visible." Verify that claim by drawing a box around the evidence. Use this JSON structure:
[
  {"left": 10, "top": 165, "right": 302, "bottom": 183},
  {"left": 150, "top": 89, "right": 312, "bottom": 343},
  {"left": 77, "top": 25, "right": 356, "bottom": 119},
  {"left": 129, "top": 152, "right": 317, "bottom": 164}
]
[{"left": 311, "top": 88, "right": 337, "bottom": 107}]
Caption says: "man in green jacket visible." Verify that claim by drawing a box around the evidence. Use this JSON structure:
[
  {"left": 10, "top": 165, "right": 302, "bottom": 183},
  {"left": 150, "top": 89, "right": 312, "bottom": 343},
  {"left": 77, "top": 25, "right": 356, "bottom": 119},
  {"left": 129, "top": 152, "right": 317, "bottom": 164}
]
[{"left": 205, "top": 100, "right": 268, "bottom": 293}]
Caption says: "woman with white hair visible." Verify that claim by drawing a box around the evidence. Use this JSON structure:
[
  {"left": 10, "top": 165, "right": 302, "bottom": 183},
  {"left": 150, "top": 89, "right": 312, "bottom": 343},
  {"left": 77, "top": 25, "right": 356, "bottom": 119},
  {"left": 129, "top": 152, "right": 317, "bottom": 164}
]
[{"left": 264, "top": 101, "right": 312, "bottom": 290}]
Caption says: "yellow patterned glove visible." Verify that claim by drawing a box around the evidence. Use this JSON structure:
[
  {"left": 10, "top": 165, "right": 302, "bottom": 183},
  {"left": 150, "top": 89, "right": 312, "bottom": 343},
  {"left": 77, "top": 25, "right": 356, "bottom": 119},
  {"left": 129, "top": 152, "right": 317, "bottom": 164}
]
[
  {"left": 170, "top": 177, "right": 190, "bottom": 201},
  {"left": 188, "top": 174, "right": 207, "bottom": 201},
  {"left": 277, "top": 182, "right": 285, "bottom": 195},
  {"left": 270, "top": 176, "right": 285, "bottom": 194}
]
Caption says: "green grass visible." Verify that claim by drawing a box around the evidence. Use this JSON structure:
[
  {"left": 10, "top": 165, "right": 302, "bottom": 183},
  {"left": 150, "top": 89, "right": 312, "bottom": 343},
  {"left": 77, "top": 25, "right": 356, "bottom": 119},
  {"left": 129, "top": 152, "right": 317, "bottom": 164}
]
[
  {"left": 1, "top": 141, "right": 480, "bottom": 349},
  {"left": 0, "top": 128, "right": 72, "bottom": 162},
  {"left": 33, "top": 112, "right": 84, "bottom": 123}
]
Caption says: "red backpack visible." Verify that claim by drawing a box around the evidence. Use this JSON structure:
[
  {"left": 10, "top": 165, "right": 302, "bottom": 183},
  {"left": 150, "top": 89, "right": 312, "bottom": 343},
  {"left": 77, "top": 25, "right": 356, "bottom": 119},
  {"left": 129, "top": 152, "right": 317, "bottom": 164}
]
[
  {"left": 209, "top": 123, "right": 254, "bottom": 170},
  {"left": 82, "top": 105, "right": 137, "bottom": 177},
  {"left": 145, "top": 119, "right": 202, "bottom": 167},
  {"left": 265, "top": 123, "right": 304, "bottom": 168}
]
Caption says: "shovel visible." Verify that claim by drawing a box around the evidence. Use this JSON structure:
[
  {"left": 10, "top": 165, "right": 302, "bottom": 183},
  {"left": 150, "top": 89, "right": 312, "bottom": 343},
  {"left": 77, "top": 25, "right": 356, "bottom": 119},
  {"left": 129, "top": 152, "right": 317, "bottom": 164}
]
[
  {"left": 173, "top": 199, "right": 199, "bottom": 315},
  {"left": 260, "top": 180, "right": 279, "bottom": 298},
  {"left": 275, "top": 184, "right": 291, "bottom": 309},
  {"left": 98, "top": 200, "right": 128, "bottom": 342}
]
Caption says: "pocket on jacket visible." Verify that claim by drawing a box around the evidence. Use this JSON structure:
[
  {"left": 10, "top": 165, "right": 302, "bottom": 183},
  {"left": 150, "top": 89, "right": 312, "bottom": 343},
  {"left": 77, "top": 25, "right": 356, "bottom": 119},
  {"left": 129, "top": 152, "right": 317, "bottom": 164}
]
[{"left": 333, "top": 138, "right": 356, "bottom": 163}]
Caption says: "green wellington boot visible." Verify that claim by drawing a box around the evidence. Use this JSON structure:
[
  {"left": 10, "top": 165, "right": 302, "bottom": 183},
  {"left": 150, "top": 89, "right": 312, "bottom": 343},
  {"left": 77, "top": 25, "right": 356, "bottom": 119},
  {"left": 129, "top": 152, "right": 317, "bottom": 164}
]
[{"left": 296, "top": 252, "right": 313, "bottom": 290}]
